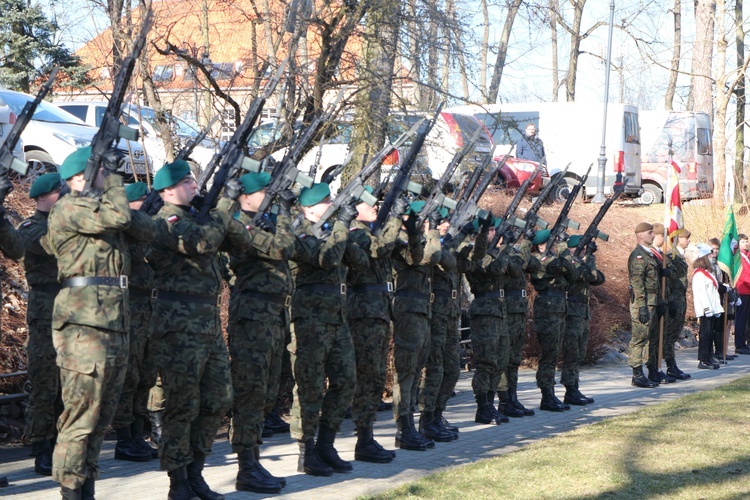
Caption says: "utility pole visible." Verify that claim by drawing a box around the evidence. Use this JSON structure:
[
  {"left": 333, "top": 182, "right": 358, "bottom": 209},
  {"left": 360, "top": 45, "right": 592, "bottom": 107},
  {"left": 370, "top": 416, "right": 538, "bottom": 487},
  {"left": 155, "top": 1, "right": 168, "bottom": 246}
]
[{"left": 593, "top": 0, "right": 615, "bottom": 203}]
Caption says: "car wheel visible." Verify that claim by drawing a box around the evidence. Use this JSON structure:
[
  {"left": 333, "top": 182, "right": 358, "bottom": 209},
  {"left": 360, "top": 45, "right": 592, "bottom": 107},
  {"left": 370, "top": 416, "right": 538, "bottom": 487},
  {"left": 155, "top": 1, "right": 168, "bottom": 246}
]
[
  {"left": 551, "top": 177, "right": 577, "bottom": 203},
  {"left": 21, "top": 150, "right": 57, "bottom": 187},
  {"left": 639, "top": 184, "right": 663, "bottom": 205},
  {"left": 494, "top": 172, "right": 508, "bottom": 189}
]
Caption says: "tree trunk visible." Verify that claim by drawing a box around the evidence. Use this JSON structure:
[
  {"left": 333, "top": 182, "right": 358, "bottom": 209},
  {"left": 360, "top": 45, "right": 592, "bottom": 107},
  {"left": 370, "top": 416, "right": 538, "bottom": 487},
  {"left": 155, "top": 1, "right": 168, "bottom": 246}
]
[
  {"left": 665, "top": 0, "right": 681, "bottom": 111},
  {"left": 450, "top": 0, "right": 470, "bottom": 100},
  {"left": 713, "top": 0, "right": 725, "bottom": 205},
  {"left": 480, "top": 0, "right": 489, "bottom": 100},
  {"left": 735, "top": 0, "right": 745, "bottom": 204},
  {"left": 550, "top": 0, "right": 559, "bottom": 102},
  {"left": 693, "top": 0, "right": 715, "bottom": 115},
  {"left": 139, "top": 54, "right": 176, "bottom": 171},
  {"left": 564, "top": 0, "right": 586, "bottom": 102},
  {"left": 408, "top": 0, "right": 423, "bottom": 108},
  {"left": 426, "top": 3, "right": 439, "bottom": 109},
  {"left": 487, "top": 0, "right": 522, "bottom": 104}
]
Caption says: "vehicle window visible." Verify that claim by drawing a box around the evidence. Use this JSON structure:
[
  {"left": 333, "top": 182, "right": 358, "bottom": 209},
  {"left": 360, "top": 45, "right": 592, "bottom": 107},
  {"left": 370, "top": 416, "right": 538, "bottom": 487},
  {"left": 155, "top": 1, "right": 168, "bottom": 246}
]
[
  {"left": 476, "top": 112, "right": 538, "bottom": 145},
  {"left": 697, "top": 127, "right": 712, "bottom": 155},
  {"left": 246, "top": 123, "right": 279, "bottom": 148},
  {"left": 59, "top": 105, "right": 88, "bottom": 122},
  {"left": 328, "top": 123, "right": 352, "bottom": 144},
  {"left": 95, "top": 106, "right": 106, "bottom": 127},
  {"left": 0, "top": 91, "right": 85, "bottom": 124},
  {"left": 624, "top": 112, "right": 640, "bottom": 144}
]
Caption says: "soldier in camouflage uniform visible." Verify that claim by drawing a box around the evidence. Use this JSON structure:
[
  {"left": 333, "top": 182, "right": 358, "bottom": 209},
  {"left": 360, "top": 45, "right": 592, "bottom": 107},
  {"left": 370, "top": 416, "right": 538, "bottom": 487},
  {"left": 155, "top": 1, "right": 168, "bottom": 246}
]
[
  {"left": 111, "top": 182, "right": 158, "bottom": 463},
  {"left": 148, "top": 160, "right": 251, "bottom": 500},
  {"left": 665, "top": 229, "right": 691, "bottom": 380},
  {"left": 290, "top": 183, "right": 369, "bottom": 476},
  {"left": 530, "top": 229, "right": 578, "bottom": 411},
  {"left": 348, "top": 188, "right": 407, "bottom": 463},
  {"left": 19, "top": 173, "right": 64, "bottom": 476},
  {"left": 627, "top": 222, "right": 660, "bottom": 388},
  {"left": 226, "top": 172, "right": 296, "bottom": 493},
  {"left": 41, "top": 147, "right": 133, "bottom": 498},
  {"left": 560, "top": 235, "right": 605, "bottom": 406},
  {"left": 646, "top": 222, "right": 675, "bottom": 384},
  {"left": 391, "top": 201, "right": 442, "bottom": 451}
]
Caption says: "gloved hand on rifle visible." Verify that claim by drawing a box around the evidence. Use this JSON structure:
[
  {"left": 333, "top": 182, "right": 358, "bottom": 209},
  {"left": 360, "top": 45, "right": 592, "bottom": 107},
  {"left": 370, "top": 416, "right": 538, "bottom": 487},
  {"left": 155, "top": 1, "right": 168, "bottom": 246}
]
[
  {"left": 0, "top": 176, "right": 12, "bottom": 208},
  {"left": 587, "top": 240, "right": 598, "bottom": 254},
  {"left": 659, "top": 267, "right": 672, "bottom": 278},
  {"left": 101, "top": 149, "right": 127, "bottom": 176},
  {"left": 523, "top": 227, "right": 536, "bottom": 242},
  {"left": 403, "top": 214, "right": 419, "bottom": 237},
  {"left": 428, "top": 208, "right": 442, "bottom": 228},
  {"left": 337, "top": 196, "right": 359, "bottom": 228},
  {"left": 459, "top": 221, "right": 476, "bottom": 236},
  {"left": 501, "top": 227, "right": 517, "bottom": 245},
  {"left": 479, "top": 213, "right": 493, "bottom": 234},
  {"left": 638, "top": 306, "right": 650, "bottom": 325},
  {"left": 223, "top": 178, "right": 244, "bottom": 201},
  {"left": 278, "top": 189, "right": 297, "bottom": 216},
  {"left": 390, "top": 196, "right": 409, "bottom": 218},
  {"left": 256, "top": 216, "right": 276, "bottom": 233}
]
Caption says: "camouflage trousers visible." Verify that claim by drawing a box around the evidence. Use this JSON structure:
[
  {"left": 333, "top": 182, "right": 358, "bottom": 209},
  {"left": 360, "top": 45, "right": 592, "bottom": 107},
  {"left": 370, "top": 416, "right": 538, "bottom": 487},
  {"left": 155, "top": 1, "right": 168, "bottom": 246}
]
[
  {"left": 663, "top": 300, "right": 686, "bottom": 362},
  {"left": 290, "top": 318, "right": 356, "bottom": 441},
  {"left": 112, "top": 297, "right": 153, "bottom": 429},
  {"left": 496, "top": 312, "right": 527, "bottom": 393},
  {"left": 392, "top": 312, "right": 430, "bottom": 419},
  {"left": 151, "top": 330, "right": 232, "bottom": 471},
  {"left": 534, "top": 309, "right": 565, "bottom": 389},
  {"left": 24, "top": 319, "right": 61, "bottom": 444},
  {"left": 52, "top": 325, "right": 128, "bottom": 490},
  {"left": 420, "top": 311, "right": 460, "bottom": 412},
  {"left": 275, "top": 327, "right": 294, "bottom": 409},
  {"left": 350, "top": 317, "right": 391, "bottom": 428},
  {"left": 628, "top": 305, "right": 657, "bottom": 368},
  {"left": 228, "top": 318, "right": 285, "bottom": 451},
  {"left": 560, "top": 315, "right": 589, "bottom": 387},
  {"left": 471, "top": 314, "right": 509, "bottom": 396}
]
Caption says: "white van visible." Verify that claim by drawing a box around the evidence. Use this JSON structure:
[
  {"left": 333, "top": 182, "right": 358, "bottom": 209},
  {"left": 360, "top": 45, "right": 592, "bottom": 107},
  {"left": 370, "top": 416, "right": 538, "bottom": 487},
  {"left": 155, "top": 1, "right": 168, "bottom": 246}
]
[
  {"left": 639, "top": 110, "right": 713, "bottom": 204},
  {"left": 448, "top": 102, "right": 643, "bottom": 200}
]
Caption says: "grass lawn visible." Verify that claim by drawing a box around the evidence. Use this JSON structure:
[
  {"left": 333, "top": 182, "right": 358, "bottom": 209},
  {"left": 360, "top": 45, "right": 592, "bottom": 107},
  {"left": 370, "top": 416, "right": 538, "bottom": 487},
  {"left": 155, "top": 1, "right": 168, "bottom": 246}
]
[{"left": 364, "top": 376, "right": 750, "bottom": 499}]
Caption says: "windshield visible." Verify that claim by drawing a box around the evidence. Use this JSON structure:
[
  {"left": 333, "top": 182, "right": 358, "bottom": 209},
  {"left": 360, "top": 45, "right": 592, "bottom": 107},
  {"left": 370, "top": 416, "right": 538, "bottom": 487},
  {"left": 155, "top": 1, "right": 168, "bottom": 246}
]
[{"left": 0, "top": 91, "right": 86, "bottom": 125}]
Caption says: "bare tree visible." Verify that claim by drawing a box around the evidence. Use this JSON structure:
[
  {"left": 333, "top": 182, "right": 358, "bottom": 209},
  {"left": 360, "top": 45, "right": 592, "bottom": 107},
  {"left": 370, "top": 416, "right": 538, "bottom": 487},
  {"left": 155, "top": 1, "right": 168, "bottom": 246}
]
[
  {"left": 692, "top": 0, "right": 715, "bottom": 115},
  {"left": 550, "top": 0, "right": 559, "bottom": 102},
  {"left": 486, "top": 0, "right": 523, "bottom": 104},
  {"left": 664, "top": 0, "right": 681, "bottom": 110},
  {"left": 735, "top": 0, "right": 745, "bottom": 203}
]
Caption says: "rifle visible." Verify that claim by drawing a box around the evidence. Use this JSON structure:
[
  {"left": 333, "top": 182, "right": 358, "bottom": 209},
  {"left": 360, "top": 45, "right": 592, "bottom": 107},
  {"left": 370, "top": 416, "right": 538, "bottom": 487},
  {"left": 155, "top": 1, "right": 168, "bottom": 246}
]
[
  {"left": 195, "top": 60, "right": 287, "bottom": 222},
  {"left": 0, "top": 67, "right": 58, "bottom": 187},
  {"left": 372, "top": 104, "right": 444, "bottom": 234},
  {"left": 515, "top": 162, "right": 571, "bottom": 235},
  {"left": 308, "top": 133, "right": 328, "bottom": 180},
  {"left": 175, "top": 114, "right": 220, "bottom": 163},
  {"left": 82, "top": 12, "right": 153, "bottom": 195},
  {"left": 488, "top": 163, "right": 543, "bottom": 254},
  {"left": 543, "top": 164, "right": 592, "bottom": 256},
  {"left": 251, "top": 88, "right": 347, "bottom": 224},
  {"left": 414, "top": 125, "right": 486, "bottom": 230},
  {"left": 573, "top": 178, "right": 629, "bottom": 258}
]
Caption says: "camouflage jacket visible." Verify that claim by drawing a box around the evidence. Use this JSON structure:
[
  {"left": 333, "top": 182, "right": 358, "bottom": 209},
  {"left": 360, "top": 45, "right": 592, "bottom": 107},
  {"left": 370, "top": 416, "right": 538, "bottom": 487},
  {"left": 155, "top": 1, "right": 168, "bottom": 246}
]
[
  {"left": 0, "top": 215, "right": 23, "bottom": 261},
  {"left": 149, "top": 198, "right": 251, "bottom": 335},
  {"left": 228, "top": 210, "right": 295, "bottom": 326},
  {"left": 667, "top": 248, "right": 688, "bottom": 298},
  {"left": 291, "top": 218, "right": 369, "bottom": 325},
  {"left": 628, "top": 244, "right": 662, "bottom": 308},
  {"left": 41, "top": 174, "right": 132, "bottom": 333},
  {"left": 504, "top": 239, "right": 541, "bottom": 315},
  {"left": 125, "top": 210, "right": 158, "bottom": 291},
  {"left": 465, "top": 240, "right": 516, "bottom": 318},
  {"left": 393, "top": 228, "right": 442, "bottom": 316},
  {"left": 346, "top": 217, "right": 401, "bottom": 322},
  {"left": 18, "top": 211, "right": 58, "bottom": 323},
  {"left": 567, "top": 253, "right": 605, "bottom": 319},
  {"left": 531, "top": 247, "right": 578, "bottom": 314},
  {"left": 432, "top": 235, "right": 475, "bottom": 318}
]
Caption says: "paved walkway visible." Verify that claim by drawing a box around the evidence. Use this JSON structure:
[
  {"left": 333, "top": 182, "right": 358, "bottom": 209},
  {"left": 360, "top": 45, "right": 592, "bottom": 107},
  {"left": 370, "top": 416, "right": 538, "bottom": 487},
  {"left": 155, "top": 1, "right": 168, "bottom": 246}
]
[{"left": 2, "top": 347, "right": 749, "bottom": 499}]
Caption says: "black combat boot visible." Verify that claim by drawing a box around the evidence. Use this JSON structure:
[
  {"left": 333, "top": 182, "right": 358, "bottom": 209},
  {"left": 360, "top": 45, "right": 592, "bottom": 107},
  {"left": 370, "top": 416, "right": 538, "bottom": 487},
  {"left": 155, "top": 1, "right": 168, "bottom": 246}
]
[
  {"left": 394, "top": 415, "right": 427, "bottom": 451},
  {"left": 186, "top": 451, "right": 225, "bottom": 500},
  {"left": 168, "top": 466, "right": 199, "bottom": 500},
  {"left": 149, "top": 409, "right": 164, "bottom": 445},
  {"left": 132, "top": 414, "right": 157, "bottom": 458},
  {"left": 418, "top": 410, "right": 455, "bottom": 442},
  {"left": 575, "top": 382, "right": 595, "bottom": 404},
  {"left": 114, "top": 425, "right": 152, "bottom": 462},
  {"left": 497, "top": 390, "right": 524, "bottom": 418},
  {"left": 487, "top": 391, "right": 509, "bottom": 423},
  {"left": 315, "top": 425, "right": 353, "bottom": 473},
  {"left": 298, "top": 438, "right": 333, "bottom": 476},
  {"left": 254, "top": 446, "right": 286, "bottom": 486},
  {"left": 474, "top": 392, "right": 498, "bottom": 424},
  {"left": 264, "top": 406, "right": 290, "bottom": 434},
  {"left": 563, "top": 385, "right": 589, "bottom": 406},
  {"left": 235, "top": 449, "right": 282, "bottom": 494},
  {"left": 508, "top": 387, "right": 535, "bottom": 416},
  {"left": 61, "top": 486, "right": 82, "bottom": 500},
  {"left": 539, "top": 387, "right": 566, "bottom": 412},
  {"left": 434, "top": 408, "right": 458, "bottom": 439},
  {"left": 632, "top": 366, "right": 659, "bottom": 388},
  {"left": 355, "top": 426, "right": 394, "bottom": 463},
  {"left": 81, "top": 477, "right": 95, "bottom": 500},
  {"left": 409, "top": 413, "right": 435, "bottom": 448},
  {"left": 665, "top": 358, "right": 691, "bottom": 380},
  {"left": 32, "top": 440, "right": 52, "bottom": 476}
]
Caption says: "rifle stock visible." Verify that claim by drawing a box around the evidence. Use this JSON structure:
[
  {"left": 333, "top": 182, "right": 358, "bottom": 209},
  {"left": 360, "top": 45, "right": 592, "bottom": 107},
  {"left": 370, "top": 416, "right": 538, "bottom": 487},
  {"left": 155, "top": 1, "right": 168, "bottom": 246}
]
[
  {"left": 574, "top": 178, "right": 629, "bottom": 257},
  {"left": 488, "top": 164, "right": 542, "bottom": 252},
  {"left": 543, "top": 164, "right": 592, "bottom": 256}
]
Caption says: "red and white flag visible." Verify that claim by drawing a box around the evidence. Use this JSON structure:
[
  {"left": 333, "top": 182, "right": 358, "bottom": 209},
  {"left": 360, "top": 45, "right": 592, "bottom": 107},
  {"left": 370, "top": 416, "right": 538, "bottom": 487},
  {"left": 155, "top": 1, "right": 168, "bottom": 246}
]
[{"left": 667, "top": 160, "right": 684, "bottom": 238}]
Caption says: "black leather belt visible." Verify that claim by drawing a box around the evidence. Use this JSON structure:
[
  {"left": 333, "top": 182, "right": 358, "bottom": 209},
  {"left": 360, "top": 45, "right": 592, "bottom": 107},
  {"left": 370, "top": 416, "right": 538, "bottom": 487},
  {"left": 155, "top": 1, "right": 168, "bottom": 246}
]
[
  {"left": 539, "top": 290, "right": 567, "bottom": 298},
  {"left": 395, "top": 290, "right": 432, "bottom": 302},
  {"left": 433, "top": 289, "right": 458, "bottom": 300},
  {"left": 129, "top": 287, "right": 153, "bottom": 299},
  {"left": 475, "top": 290, "right": 505, "bottom": 299},
  {"left": 351, "top": 283, "right": 394, "bottom": 294},
  {"left": 567, "top": 294, "right": 588, "bottom": 303},
  {"left": 30, "top": 283, "right": 61, "bottom": 294},
  {"left": 505, "top": 289, "right": 527, "bottom": 297},
  {"left": 62, "top": 276, "right": 128, "bottom": 289},
  {"left": 241, "top": 290, "right": 291, "bottom": 306},
  {"left": 296, "top": 284, "right": 347, "bottom": 295},
  {"left": 153, "top": 289, "right": 219, "bottom": 306}
]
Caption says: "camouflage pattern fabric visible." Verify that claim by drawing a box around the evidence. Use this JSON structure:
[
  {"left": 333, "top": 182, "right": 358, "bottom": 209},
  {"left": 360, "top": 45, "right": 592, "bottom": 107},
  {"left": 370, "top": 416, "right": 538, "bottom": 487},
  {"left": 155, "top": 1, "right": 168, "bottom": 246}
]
[
  {"left": 391, "top": 227, "right": 441, "bottom": 418},
  {"left": 40, "top": 174, "right": 132, "bottom": 490},
  {"left": 663, "top": 249, "right": 688, "bottom": 362},
  {"left": 627, "top": 244, "right": 661, "bottom": 368},
  {"left": 498, "top": 312, "right": 527, "bottom": 393},
  {"left": 149, "top": 198, "right": 251, "bottom": 471},
  {"left": 18, "top": 211, "right": 61, "bottom": 444},
  {"left": 227, "top": 210, "right": 295, "bottom": 451},
  {"left": 647, "top": 247, "right": 670, "bottom": 366},
  {"left": 0, "top": 214, "right": 24, "bottom": 336}
]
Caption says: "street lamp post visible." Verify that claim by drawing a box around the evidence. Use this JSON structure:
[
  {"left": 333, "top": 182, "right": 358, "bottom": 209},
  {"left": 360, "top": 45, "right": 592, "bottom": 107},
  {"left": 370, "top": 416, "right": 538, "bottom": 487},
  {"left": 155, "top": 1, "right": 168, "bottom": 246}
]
[{"left": 593, "top": 0, "right": 616, "bottom": 204}]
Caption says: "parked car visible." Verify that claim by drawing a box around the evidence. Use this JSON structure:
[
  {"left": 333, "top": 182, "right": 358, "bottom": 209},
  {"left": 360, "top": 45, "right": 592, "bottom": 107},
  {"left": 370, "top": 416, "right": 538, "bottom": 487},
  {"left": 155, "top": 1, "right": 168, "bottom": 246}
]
[
  {"left": 0, "top": 96, "right": 25, "bottom": 172},
  {"left": 0, "top": 88, "right": 149, "bottom": 182},
  {"left": 55, "top": 100, "right": 219, "bottom": 173}
]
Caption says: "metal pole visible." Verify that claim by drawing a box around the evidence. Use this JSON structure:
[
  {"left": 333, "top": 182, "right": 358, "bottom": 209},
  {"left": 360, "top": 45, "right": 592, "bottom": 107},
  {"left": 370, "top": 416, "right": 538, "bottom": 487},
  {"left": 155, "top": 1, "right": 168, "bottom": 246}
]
[{"left": 592, "top": 0, "right": 616, "bottom": 204}]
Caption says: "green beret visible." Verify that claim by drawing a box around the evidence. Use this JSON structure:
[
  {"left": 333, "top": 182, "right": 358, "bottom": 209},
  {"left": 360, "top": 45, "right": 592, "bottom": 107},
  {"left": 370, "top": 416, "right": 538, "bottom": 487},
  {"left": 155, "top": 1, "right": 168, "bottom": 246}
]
[
  {"left": 299, "top": 183, "right": 331, "bottom": 207},
  {"left": 407, "top": 200, "right": 426, "bottom": 215},
  {"left": 29, "top": 173, "right": 63, "bottom": 198},
  {"left": 567, "top": 235, "right": 582, "bottom": 248},
  {"left": 125, "top": 182, "right": 149, "bottom": 202},
  {"left": 59, "top": 146, "right": 91, "bottom": 180},
  {"left": 532, "top": 229, "right": 551, "bottom": 245},
  {"left": 240, "top": 172, "right": 271, "bottom": 194},
  {"left": 153, "top": 159, "right": 191, "bottom": 191}
]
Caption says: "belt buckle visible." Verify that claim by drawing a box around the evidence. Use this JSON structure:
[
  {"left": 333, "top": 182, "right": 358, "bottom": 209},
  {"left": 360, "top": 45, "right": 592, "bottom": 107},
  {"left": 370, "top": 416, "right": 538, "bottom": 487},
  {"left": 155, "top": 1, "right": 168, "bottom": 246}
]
[
  {"left": 429, "top": 293, "right": 435, "bottom": 303},
  {"left": 521, "top": 290, "right": 527, "bottom": 298},
  {"left": 499, "top": 289, "right": 505, "bottom": 298},
  {"left": 451, "top": 289, "right": 458, "bottom": 300},
  {"left": 340, "top": 284, "right": 347, "bottom": 295},
  {"left": 151, "top": 289, "right": 158, "bottom": 300},
  {"left": 119, "top": 276, "right": 129, "bottom": 289},
  {"left": 285, "top": 295, "right": 292, "bottom": 307},
  {"left": 387, "top": 282, "right": 394, "bottom": 293}
]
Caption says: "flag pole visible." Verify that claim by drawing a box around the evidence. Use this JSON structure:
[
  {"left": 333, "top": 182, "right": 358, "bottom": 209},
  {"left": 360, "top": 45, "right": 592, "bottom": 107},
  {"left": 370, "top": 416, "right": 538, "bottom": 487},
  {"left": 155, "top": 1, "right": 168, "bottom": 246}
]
[{"left": 658, "top": 144, "right": 673, "bottom": 372}]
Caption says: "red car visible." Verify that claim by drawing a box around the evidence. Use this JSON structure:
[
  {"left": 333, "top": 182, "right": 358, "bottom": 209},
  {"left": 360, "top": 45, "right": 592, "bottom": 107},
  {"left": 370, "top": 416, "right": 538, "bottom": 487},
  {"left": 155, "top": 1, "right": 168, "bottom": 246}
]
[{"left": 494, "top": 155, "right": 547, "bottom": 194}]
